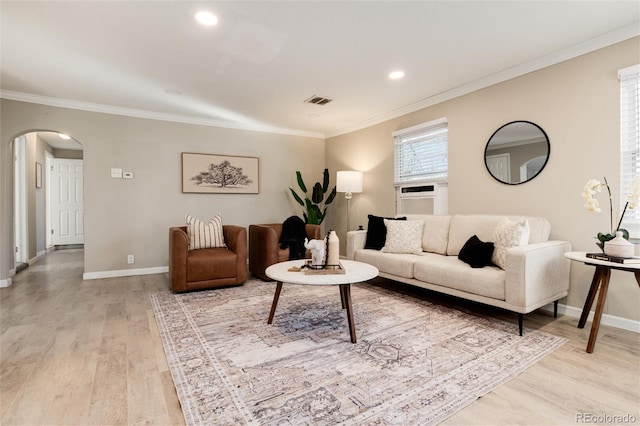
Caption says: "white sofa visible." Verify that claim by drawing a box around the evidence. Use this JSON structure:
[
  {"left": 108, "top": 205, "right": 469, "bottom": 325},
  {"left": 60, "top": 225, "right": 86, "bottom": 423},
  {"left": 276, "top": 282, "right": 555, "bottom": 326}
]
[{"left": 347, "top": 214, "right": 571, "bottom": 334}]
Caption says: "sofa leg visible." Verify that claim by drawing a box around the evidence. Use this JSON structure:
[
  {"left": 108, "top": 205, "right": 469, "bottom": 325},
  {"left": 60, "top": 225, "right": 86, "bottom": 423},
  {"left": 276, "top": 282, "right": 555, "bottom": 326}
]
[
  {"left": 554, "top": 300, "right": 558, "bottom": 318},
  {"left": 518, "top": 314, "right": 523, "bottom": 336}
]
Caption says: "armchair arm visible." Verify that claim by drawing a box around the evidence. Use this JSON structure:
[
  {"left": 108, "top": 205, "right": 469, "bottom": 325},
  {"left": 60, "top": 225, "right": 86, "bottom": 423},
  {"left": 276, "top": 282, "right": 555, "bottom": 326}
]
[
  {"left": 346, "top": 230, "right": 368, "bottom": 260},
  {"left": 249, "top": 224, "right": 280, "bottom": 280},
  {"left": 223, "top": 225, "right": 247, "bottom": 283},
  {"left": 504, "top": 240, "right": 572, "bottom": 312},
  {"left": 169, "top": 227, "right": 189, "bottom": 292}
]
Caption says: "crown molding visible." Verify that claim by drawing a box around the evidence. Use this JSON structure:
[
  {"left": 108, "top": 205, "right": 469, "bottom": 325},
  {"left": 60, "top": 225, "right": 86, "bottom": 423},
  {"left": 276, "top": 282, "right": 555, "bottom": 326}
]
[
  {"left": 325, "top": 22, "right": 640, "bottom": 138},
  {"left": 0, "top": 91, "right": 325, "bottom": 139}
]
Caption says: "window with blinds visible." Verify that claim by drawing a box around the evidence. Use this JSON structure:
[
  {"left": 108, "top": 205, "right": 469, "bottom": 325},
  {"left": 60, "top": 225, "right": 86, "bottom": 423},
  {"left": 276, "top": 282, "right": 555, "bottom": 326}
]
[
  {"left": 393, "top": 118, "right": 448, "bottom": 184},
  {"left": 619, "top": 65, "right": 639, "bottom": 236}
]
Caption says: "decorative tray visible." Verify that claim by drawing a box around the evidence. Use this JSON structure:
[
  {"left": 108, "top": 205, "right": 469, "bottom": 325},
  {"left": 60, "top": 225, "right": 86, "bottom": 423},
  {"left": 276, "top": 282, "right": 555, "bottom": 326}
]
[{"left": 302, "top": 261, "right": 345, "bottom": 275}]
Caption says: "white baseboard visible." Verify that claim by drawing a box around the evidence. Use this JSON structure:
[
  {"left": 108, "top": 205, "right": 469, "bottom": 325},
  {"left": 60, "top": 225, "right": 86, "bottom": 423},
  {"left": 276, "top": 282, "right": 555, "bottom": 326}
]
[
  {"left": 83, "top": 266, "right": 168, "bottom": 280},
  {"left": 0, "top": 277, "right": 12, "bottom": 288},
  {"left": 542, "top": 302, "right": 640, "bottom": 333}
]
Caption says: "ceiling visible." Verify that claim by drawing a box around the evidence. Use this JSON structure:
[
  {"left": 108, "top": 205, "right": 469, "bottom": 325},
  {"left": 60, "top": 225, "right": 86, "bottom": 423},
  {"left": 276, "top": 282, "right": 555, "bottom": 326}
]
[{"left": 1, "top": 1, "right": 638, "bottom": 139}]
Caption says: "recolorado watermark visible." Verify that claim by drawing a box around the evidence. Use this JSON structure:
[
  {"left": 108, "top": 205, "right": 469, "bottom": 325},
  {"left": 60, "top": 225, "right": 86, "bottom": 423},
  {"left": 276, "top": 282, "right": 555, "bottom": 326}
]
[{"left": 576, "top": 413, "right": 637, "bottom": 424}]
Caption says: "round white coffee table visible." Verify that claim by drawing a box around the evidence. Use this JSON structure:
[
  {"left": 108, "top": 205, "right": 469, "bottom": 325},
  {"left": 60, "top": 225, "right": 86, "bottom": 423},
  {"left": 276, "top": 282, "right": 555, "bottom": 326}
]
[{"left": 265, "top": 259, "right": 379, "bottom": 343}]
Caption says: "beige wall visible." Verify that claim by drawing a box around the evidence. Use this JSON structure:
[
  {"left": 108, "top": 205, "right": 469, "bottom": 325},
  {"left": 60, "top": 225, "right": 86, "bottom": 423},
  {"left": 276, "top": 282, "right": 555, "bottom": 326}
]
[
  {"left": 0, "top": 101, "right": 325, "bottom": 278},
  {"left": 326, "top": 37, "right": 640, "bottom": 322}
]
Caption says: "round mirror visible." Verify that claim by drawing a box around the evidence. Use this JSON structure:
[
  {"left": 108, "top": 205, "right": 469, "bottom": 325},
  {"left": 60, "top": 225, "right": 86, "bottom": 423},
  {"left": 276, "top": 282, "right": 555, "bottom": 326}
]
[{"left": 484, "top": 121, "right": 550, "bottom": 185}]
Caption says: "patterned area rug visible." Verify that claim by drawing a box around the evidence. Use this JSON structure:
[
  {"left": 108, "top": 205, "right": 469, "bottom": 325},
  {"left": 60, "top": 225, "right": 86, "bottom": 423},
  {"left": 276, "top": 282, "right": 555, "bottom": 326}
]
[{"left": 151, "top": 280, "right": 565, "bottom": 425}]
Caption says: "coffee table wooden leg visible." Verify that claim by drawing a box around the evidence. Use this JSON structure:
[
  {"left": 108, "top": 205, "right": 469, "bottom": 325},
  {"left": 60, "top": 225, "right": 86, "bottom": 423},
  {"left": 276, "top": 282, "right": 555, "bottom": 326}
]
[
  {"left": 578, "top": 267, "right": 607, "bottom": 328},
  {"left": 339, "top": 285, "right": 346, "bottom": 309},
  {"left": 267, "top": 282, "right": 283, "bottom": 324},
  {"left": 340, "top": 284, "right": 357, "bottom": 343},
  {"left": 586, "top": 268, "right": 611, "bottom": 353}
]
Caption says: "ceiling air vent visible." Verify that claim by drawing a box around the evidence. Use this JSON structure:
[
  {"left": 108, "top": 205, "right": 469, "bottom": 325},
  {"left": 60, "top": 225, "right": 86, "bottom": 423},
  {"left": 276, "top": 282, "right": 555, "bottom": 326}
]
[{"left": 304, "top": 95, "right": 333, "bottom": 105}]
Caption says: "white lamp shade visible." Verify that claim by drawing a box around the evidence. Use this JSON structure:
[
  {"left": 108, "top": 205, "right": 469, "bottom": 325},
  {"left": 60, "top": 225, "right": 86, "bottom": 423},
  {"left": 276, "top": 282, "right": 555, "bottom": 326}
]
[{"left": 336, "top": 171, "right": 363, "bottom": 193}]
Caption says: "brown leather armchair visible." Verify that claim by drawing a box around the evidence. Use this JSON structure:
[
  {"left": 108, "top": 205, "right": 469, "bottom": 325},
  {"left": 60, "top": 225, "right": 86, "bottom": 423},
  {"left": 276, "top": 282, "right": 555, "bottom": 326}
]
[
  {"left": 169, "top": 225, "right": 247, "bottom": 292},
  {"left": 249, "top": 223, "right": 321, "bottom": 281}
]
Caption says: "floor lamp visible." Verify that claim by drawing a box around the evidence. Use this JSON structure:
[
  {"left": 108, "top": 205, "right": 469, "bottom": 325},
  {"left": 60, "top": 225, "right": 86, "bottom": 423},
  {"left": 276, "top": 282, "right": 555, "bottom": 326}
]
[{"left": 336, "top": 171, "right": 363, "bottom": 232}]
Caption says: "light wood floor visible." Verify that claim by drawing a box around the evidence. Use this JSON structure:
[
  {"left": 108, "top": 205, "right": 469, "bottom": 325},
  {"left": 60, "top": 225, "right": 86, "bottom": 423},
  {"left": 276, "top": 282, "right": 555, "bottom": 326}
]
[{"left": 1, "top": 249, "right": 638, "bottom": 425}]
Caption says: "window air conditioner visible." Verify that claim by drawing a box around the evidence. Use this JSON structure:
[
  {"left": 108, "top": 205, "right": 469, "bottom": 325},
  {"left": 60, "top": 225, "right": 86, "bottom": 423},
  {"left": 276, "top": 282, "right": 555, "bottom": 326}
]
[{"left": 396, "top": 181, "right": 448, "bottom": 215}]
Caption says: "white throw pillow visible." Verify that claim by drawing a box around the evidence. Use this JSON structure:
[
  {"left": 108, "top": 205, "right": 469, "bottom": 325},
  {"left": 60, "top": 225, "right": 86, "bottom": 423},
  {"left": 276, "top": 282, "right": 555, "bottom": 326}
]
[
  {"left": 186, "top": 214, "right": 226, "bottom": 250},
  {"left": 491, "top": 218, "right": 530, "bottom": 269},
  {"left": 381, "top": 219, "right": 424, "bottom": 255}
]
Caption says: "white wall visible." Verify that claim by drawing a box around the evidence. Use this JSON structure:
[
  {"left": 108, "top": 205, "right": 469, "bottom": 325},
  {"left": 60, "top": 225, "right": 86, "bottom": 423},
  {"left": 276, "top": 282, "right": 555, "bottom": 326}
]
[
  {"left": 0, "top": 101, "right": 325, "bottom": 279},
  {"left": 326, "top": 37, "right": 640, "bottom": 323}
]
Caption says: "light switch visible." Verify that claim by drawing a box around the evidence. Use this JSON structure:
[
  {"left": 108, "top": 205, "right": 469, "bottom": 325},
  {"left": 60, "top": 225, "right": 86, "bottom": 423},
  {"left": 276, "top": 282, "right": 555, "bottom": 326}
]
[{"left": 111, "top": 168, "right": 123, "bottom": 178}]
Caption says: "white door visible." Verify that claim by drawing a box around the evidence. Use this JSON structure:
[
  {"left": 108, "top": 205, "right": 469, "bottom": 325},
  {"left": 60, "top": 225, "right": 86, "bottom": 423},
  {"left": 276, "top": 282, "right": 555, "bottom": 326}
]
[
  {"left": 486, "top": 154, "right": 511, "bottom": 183},
  {"left": 52, "top": 159, "right": 84, "bottom": 245},
  {"left": 45, "top": 152, "right": 54, "bottom": 248}
]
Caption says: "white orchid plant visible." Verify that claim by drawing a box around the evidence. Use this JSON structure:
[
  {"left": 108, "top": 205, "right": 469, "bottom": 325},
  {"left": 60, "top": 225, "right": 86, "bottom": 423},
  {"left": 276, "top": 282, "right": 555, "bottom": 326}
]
[{"left": 582, "top": 175, "right": 640, "bottom": 243}]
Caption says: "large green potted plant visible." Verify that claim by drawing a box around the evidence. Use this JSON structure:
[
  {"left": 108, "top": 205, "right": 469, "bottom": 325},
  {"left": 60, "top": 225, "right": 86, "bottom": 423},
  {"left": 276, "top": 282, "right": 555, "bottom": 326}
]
[{"left": 289, "top": 168, "right": 337, "bottom": 224}]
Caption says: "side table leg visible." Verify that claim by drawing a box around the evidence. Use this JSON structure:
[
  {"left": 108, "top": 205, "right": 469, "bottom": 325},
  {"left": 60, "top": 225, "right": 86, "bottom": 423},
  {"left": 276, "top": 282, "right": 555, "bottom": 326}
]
[
  {"left": 339, "top": 285, "right": 347, "bottom": 309},
  {"left": 578, "top": 267, "right": 607, "bottom": 329},
  {"left": 340, "top": 284, "right": 357, "bottom": 343},
  {"left": 267, "top": 282, "right": 283, "bottom": 324},
  {"left": 586, "top": 268, "right": 611, "bottom": 353}
]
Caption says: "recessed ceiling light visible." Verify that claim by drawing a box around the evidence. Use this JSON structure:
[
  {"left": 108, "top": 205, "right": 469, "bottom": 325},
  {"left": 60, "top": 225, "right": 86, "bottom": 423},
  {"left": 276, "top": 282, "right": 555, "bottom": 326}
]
[
  {"left": 195, "top": 11, "right": 218, "bottom": 26},
  {"left": 389, "top": 70, "right": 405, "bottom": 80},
  {"left": 58, "top": 133, "right": 71, "bottom": 140}
]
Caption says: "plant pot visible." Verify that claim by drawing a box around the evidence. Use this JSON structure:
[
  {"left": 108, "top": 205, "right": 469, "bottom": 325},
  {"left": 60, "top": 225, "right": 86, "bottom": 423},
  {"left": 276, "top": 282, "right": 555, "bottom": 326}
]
[{"left": 603, "top": 231, "right": 634, "bottom": 258}]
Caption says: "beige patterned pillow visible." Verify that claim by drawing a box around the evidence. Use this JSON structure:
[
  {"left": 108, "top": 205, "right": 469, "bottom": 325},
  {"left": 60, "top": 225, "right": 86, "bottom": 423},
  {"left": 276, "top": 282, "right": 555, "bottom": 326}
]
[
  {"left": 186, "top": 214, "right": 226, "bottom": 250},
  {"left": 381, "top": 219, "right": 424, "bottom": 255},
  {"left": 491, "top": 218, "right": 530, "bottom": 269}
]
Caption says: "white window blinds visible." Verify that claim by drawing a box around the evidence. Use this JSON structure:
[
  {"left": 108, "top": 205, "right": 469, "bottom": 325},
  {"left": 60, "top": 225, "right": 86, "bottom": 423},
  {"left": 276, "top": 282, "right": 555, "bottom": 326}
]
[
  {"left": 619, "top": 65, "right": 640, "bottom": 236},
  {"left": 393, "top": 118, "right": 448, "bottom": 184}
]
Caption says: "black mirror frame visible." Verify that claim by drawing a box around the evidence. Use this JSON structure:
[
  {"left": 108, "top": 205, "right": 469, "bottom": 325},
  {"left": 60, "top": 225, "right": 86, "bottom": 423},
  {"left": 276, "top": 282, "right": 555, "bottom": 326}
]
[{"left": 484, "top": 120, "right": 550, "bottom": 185}]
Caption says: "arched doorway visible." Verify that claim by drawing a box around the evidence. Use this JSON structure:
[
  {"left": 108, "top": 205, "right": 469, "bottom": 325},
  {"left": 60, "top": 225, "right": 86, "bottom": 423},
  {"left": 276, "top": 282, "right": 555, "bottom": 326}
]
[{"left": 12, "top": 130, "right": 84, "bottom": 274}]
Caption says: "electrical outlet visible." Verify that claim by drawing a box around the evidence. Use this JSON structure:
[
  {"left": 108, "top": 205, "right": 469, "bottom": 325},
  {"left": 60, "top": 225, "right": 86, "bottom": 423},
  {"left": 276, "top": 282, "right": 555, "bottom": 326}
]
[{"left": 127, "top": 254, "right": 134, "bottom": 264}]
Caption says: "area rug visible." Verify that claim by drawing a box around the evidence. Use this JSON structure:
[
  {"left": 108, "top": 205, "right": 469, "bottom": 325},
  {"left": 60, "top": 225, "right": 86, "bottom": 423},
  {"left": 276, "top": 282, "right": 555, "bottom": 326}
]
[{"left": 151, "top": 280, "right": 565, "bottom": 425}]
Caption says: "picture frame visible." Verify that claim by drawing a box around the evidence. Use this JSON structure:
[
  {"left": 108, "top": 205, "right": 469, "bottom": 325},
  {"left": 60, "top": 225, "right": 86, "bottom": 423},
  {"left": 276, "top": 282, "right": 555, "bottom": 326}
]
[
  {"left": 36, "top": 162, "right": 42, "bottom": 189},
  {"left": 182, "top": 152, "right": 260, "bottom": 194}
]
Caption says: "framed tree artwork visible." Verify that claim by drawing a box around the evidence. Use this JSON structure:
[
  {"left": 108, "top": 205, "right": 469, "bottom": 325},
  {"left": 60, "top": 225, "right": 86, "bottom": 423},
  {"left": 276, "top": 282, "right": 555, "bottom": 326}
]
[{"left": 182, "top": 153, "right": 260, "bottom": 194}]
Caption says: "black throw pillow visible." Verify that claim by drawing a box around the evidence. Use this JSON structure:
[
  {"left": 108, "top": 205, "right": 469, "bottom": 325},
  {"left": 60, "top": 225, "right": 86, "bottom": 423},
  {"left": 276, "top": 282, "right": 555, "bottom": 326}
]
[
  {"left": 364, "top": 215, "right": 407, "bottom": 250},
  {"left": 458, "top": 235, "right": 495, "bottom": 268}
]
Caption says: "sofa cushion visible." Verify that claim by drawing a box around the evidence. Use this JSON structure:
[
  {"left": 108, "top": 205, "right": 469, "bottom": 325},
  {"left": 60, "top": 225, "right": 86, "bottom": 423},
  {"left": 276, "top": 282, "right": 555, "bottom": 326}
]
[
  {"left": 186, "top": 214, "right": 226, "bottom": 250},
  {"left": 354, "top": 249, "right": 415, "bottom": 279},
  {"left": 491, "top": 218, "right": 530, "bottom": 269},
  {"left": 414, "top": 254, "right": 506, "bottom": 300},
  {"left": 364, "top": 215, "right": 406, "bottom": 250},
  {"left": 406, "top": 214, "right": 451, "bottom": 255},
  {"left": 382, "top": 219, "right": 424, "bottom": 255},
  {"left": 458, "top": 235, "right": 495, "bottom": 268},
  {"left": 447, "top": 215, "right": 502, "bottom": 256}
]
